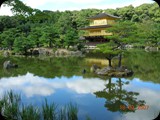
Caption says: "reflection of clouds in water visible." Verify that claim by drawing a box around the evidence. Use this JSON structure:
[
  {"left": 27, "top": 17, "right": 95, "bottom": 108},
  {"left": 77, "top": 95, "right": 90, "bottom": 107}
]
[
  {"left": 23, "top": 86, "right": 55, "bottom": 97},
  {"left": 119, "top": 78, "right": 160, "bottom": 120},
  {"left": 0, "top": 73, "right": 160, "bottom": 120},
  {"left": 66, "top": 79, "right": 106, "bottom": 94},
  {"left": 0, "top": 72, "right": 106, "bottom": 97}
]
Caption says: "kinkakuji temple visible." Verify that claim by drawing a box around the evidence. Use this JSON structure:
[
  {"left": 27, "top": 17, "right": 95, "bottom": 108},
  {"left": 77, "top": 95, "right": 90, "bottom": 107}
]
[{"left": 80, "top": 12, "right": 120, "bottom": 48}]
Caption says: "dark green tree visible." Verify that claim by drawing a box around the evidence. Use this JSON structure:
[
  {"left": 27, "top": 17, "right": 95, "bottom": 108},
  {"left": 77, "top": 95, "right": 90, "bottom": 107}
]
[
  {"left": 40, "top": 25, "right": 59, "bottom": 48},
  {"left": 13, "top": 34, "right": 35, "bottom": 54},
  {"left": 64, "top": 28, "right": 79, "bottom": 49},
  {"left": 137, "top": 21, "right": 160, "bottom": 46},
  {"left": 0, "top": 16, "right": 18, "bottom": 31},
  {"left": 18, "top": 22, "right": 31, "bottom": 35},
  {"left": 96, "top": 42, "right": 121, "bottom": 67},
  {"left": 28, "top": 27, "right": 43, "bottom": 47},
  {"left": 96, "top": 21, "right": 137, "bottom": 67},
  {"left": 0, "top": 28, "right": 19, "bottom": 50},
  {"left": 116, "top": 5, "right": 135, "bottom": 21}
]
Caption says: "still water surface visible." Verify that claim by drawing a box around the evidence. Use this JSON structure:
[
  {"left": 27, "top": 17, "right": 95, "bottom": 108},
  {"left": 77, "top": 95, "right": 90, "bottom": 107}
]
[{"left": 0, "top": 50, "right": 160, "bottom": 120}]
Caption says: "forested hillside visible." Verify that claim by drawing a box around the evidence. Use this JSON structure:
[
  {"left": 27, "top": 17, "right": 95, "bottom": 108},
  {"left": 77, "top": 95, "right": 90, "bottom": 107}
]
[{"left": 0, "top": 0, "right": 159, "bottom": 54}]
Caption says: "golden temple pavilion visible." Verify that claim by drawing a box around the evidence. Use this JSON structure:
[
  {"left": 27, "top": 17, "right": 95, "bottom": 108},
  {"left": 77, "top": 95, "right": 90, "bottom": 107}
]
[{"left": 80, "top": 12, "right": 120, "bottom": 48}]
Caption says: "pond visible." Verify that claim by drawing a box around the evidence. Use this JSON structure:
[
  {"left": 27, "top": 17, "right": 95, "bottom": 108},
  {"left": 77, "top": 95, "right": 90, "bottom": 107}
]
[{"left": 0, "top": 50, "right": 160, "bottom": 120}]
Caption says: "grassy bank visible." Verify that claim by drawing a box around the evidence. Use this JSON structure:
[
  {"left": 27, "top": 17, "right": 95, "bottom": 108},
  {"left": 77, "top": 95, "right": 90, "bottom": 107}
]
[{"left": 0, "top": 91, "right": 81, "bottom": 120}]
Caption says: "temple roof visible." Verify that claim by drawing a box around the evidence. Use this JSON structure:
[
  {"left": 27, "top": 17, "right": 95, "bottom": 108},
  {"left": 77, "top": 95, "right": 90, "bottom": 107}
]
[
  {"left": 88, "top": 13, "right": 121, "bottom": 19},
  {"left": 80, "top": 25, "right": 112, "bottom": 30}
]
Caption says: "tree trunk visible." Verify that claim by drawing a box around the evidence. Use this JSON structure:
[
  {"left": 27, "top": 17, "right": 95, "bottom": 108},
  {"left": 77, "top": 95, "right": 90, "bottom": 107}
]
[
  {"left": 106, "top": 55, "right": 113, "bottom": 67},
  {"left": 108, "top": 58, "right": 112, "bottom": 67},
  {"left": 49, "top": 40, "right": 52, "bottom": 48},
  {"left": 118, "top": 54, "right": 122, "bottom": 68}
]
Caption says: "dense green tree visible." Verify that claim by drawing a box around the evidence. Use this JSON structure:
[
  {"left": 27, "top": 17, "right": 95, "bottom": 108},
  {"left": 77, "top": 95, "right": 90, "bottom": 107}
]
[
  {"left": 28, "top": 9, "right": 51, "bottom": 23},
  {"left": 116, "top": 5, "right": 135, "bottom": 21},
  {"left": 17, "top": 22, "right": 32, "bottom": 36},
  {"left": 149, "top": 23, "right": 160, "bottom": 46},
  {"left": 107, "top": 21, "right": 137, "bottom": 44},
  {"left": 42, "top": 10, "right": 62, "bottom": 24},
  {"left": 96, "top": 21, "right": 137, "bottom": 67},
  {"left": 56, "top": 11, "right": 73, "bottom": 35},
  {"left": 0, "top": 16, "right": 18, "bottom": 31},
  {"left": 0, "top": 28, "right": 19, "bottom": 49},
  {"left": 131, "top": 14, "right": 139, "bottom": 22},
  {"left": 113, "top": 2, "right": 159, "bottom": 22},
  {"left": 104, "top": 9, "right": 116, "bottom": 15},
  {"left": 64, "top": 28, "right": 79, "bottom": 49},
  {"left": 96, "top": 42, "right": 121, "bottom": 67},
  {"left": 55, "top": 11, "right": 81, "bottom": 48},
  {"left": 28, "top": 27, "right": 43, "bottom": 47},
  {"left": 40, "top": 25, "right": 59, "bottom": 48},
  {"left": 136, "top": 21, "right": 160, "bottom": 46},
  {"left": 13, "top": 34, "right": 35, "bottom": 54}
]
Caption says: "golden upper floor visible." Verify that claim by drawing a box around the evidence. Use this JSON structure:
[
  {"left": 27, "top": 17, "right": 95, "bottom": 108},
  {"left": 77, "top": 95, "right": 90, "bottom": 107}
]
[
  {"left": 88, "top": 13, "right": 120, "bottom": 26},
  {"left": 90, "top": 19, "right": 115, "bottom": 26},
  {"left": 80, "top": 13, "right": 120, "bottom": 36}
]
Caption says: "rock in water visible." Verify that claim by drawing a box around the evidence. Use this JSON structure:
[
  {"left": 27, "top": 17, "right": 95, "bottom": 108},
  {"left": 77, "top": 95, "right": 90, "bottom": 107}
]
[
  {"left": 3, "top": 60, "right": 18, "bottom": 69},
  {"left": 90, "top": 64, "right": 101, "bottom": 73},
  {"left": 3, "top": 51, "right": 10, "bottom": 57},
  {"left": 3, "top": 60, "right": 11, "bottom": 69},
  {"left": 94, "top": 65, "right": 133, "bottom": 77}
]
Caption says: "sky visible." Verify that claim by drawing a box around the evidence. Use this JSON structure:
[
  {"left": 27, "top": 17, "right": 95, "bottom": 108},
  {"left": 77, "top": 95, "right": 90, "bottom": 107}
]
[{"left": 0, "top": 0, "right": 155, "bottom": 16}]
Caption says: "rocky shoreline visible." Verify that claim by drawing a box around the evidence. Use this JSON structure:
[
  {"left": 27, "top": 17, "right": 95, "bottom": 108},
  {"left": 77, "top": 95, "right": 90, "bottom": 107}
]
[{"left": 1, "top": 48, "right": 84, "bottom": 57}]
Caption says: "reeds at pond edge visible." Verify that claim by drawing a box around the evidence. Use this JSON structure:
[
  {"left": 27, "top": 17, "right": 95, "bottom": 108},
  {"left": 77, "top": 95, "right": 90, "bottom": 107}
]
[{"left": 0, "top": 90, "right": 82, "bottom": 120}]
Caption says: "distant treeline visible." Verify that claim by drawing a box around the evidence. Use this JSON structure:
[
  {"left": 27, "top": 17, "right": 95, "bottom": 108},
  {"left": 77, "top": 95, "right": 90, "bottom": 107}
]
[{"left": 0, "top": 0, "right": 159, "bottom": 54}]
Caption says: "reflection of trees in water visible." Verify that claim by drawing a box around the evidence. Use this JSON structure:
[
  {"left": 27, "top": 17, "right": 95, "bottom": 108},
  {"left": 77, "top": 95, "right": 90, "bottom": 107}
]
[
  {"left": 94, "top": 78, "right": 145, "bottom": 113},
  {"left": 0, "top": 56, "right": 88, "bottom": 78},
  {"left": 87, "top": 50, "right": 160, "bottom": 83},
  {"left": 124, "top": 50, "right": 160, "bottom": 83},
  {"left": 0, "top": 56, "right": 104, "bottom": 78}
]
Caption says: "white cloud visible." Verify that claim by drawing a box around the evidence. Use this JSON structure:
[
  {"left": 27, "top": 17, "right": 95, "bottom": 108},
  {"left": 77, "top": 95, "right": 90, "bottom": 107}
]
[
  {"left": 66, "top": 79, "right": 105, "bottom": 94},
  {"left": 23, "top": 0, "right": 51, "bottom": 8},
  {"left": 23, "top": 85, "right": 55, "bottom": 97},
  {"left": 0, "top": 5, "right": 13, "bottom": 16},
  {"left": 22, "top": 0, "right": 105, "bottom": 8},
  {"left": 86, "top": 0, "right": 154, "bottom": 10},
  {"left": 131, "top": 0, "right": 154, "bottom": 7},
  {"left": 22, "top": 0, "right": 154, "bottom": 11}
]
